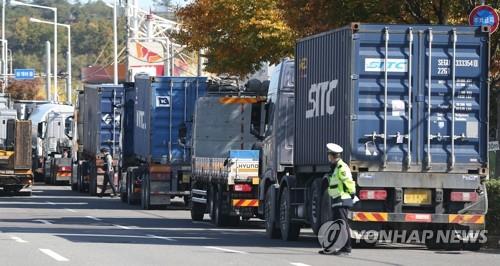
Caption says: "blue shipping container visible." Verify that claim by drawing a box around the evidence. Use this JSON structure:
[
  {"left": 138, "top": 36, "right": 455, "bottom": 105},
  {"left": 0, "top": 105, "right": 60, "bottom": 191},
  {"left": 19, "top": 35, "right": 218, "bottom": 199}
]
[
  {"left": 133, "top": 76, "right": 207, "bottom": 164},
  {"left": 295, "top": 24, "right": 489, "bottom": 173},
  {"left": 82, "top": 84, "right": 125, "bottom": 159},
  {"left": 123, "top": 85, "right": 136, "bottom": 158}
]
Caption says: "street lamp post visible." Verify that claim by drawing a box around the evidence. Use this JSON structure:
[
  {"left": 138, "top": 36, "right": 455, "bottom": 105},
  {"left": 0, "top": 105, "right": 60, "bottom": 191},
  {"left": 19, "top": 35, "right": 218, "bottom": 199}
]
[
  {"left": 105, "top": 0, "right": 118, "bottom": 85},
  {"left": 30, "top": 18, "right": 71, "bottom": 104},
  {"left": 1, "top": 0, "right": 6, "bottom": 93},
  {"left": 10, "top": 0, "right": 57, "bottom": 101}
]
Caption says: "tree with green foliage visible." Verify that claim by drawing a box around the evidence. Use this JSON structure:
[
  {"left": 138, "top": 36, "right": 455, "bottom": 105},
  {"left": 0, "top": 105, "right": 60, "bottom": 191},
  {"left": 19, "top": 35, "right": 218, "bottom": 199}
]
[{"left": 5, "top": 0, "right": 126, "bottom": 101}]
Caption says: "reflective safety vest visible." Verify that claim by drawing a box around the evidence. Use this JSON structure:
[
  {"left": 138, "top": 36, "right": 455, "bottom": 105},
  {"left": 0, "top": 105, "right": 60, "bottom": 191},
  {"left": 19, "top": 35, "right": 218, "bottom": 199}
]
[{"left": 327, "top": 159, "right": 356, "bottom": 199}]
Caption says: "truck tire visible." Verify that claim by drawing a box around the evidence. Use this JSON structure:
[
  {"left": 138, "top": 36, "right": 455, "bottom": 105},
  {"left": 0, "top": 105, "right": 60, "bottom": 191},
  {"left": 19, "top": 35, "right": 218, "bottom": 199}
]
[
  {"left": 279, "top": 186, "right": 301, "bottom": 241},
  {"left": 120, "top": 190, "right": 128, "bottom": 202},
  {"left": 89, "top": 175, "right": 97, "bottom": 196},
  {"left": 141, "top": 177, "right": 151, "bottom": 210},
  {"left": 127, "top": 174, "right": 137, "bottom": 205},
  {"left": 310, "top": 179, "right": 322, "bottom": 235},
  {"left": 191, "top": 201, "right": 205, "bottom": 221},
  {"left": 226, "top": 216, "right": 240, "bottom": 227},
  {"left": 212, "top": 190, "right": 224, "bottom": 227},
  {"left": 320, "top": 189, "right": 333, "bottom": 225},
  {"left": 265, "top": 187, "right": 281, "bottom": 239}
]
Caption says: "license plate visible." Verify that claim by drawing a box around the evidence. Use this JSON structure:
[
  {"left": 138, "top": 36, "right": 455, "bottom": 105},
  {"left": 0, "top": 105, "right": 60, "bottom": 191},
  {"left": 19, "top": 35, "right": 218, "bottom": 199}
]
[{"left": 404, "top": 189, "right": 431, "bottom": 205}]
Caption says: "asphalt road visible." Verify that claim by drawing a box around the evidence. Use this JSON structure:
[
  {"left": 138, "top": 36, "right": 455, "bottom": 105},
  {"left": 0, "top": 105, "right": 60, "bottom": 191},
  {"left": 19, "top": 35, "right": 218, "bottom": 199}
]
[{"left": 0, "top": 185, "right": 498, "bottom": 266}]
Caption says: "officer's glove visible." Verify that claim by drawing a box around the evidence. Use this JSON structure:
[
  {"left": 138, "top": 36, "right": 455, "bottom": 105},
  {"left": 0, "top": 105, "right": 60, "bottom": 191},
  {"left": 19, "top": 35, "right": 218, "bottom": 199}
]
[{"left": 353, "top": 196, "right": 360, "bottom": 204}]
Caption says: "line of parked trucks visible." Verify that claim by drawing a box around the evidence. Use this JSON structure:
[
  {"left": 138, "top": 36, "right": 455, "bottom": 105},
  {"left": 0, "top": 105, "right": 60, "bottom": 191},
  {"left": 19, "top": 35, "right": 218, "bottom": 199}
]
[{"left": 18, "top": 23, "right": 491, "bottom": 250}]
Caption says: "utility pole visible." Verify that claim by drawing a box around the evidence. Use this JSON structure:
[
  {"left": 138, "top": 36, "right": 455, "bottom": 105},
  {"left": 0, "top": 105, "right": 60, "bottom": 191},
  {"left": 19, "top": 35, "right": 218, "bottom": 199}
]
[
  {"left": 46, "top": 41, "right": 51, "bottom": 101},
  {"left": 113, "top": 0, "right": 118, "bottom": 85},
  {"left": 1, "top": 0, "right": 6, "bottom": 94}
]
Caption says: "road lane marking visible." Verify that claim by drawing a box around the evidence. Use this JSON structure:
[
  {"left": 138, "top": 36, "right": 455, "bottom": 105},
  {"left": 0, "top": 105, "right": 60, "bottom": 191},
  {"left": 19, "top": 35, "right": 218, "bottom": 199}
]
[
  {"left": 46, "top": 201, "right": 56, "bottom": 205},
  {"left": 39, "top": 249, "right": 69, "bottom": 262},
  {"left": 64, "top": 208, "right": 77, "bottom": 213},
  {"left": 204, "top": 246, "right": 247, "bottom": 254},
  {"left": 10, "top": 236, "right": 28, "bottom": 243},
  {"left": 0, "top": 202, "right": 87, "bottom": 205},
  {"left": 147, "top": 234, "right": 176, "bottom": 242},
  {"left": 290, "top": 263, "right": 311, "bottom": 266},
  {"left": 113, "top": 224, "right": 131, "bottom": 230},
  {"left": 33, "top": 219, "right": 53, "bottom": 225},
  {"left": 53, "top": 233, "right": 212, "bottom": 240},
  {"left": 85, "top": 216, "right": 102, "bottom": 221}
]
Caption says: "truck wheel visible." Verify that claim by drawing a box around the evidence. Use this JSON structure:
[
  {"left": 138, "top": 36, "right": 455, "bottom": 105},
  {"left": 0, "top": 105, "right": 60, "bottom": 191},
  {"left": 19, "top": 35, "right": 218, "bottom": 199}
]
[
  {"left": 265, "top": 187, "right": 280, "bottom": 239},
  {"left": 191, "top": 201, "right": 205, "bottom": 221},
  {"left": 226, "top": 216, "right": 240, "bottom": 227},
  {"left": 141, "top": 177, "right": 151, "bottom": 210},
  {"left": 463, "top": 241, "right": 481, "bottom": 251},
  {"left": 208, "top": 187, "right": 216, "bottom": 221},
  {"left": 279, "top": 186, "right": 301, "bottom": 241},
  {"left": 212, "top": 190, "right": 224, "bottom": 227},
  {"left": 310, "top": 179, "right": 322, "bottom": 235},
  {"left": 120, "top": 190, "right": 128, "bottom": 202},
  {"left": 89, "top": 176, "right": 97, "bottom": 196},
  {"left": 320, "top": 190, "right": 333, "bottom": 225},
  {"left": 126, "top": 174, "right": 136, "bottom": 205}
]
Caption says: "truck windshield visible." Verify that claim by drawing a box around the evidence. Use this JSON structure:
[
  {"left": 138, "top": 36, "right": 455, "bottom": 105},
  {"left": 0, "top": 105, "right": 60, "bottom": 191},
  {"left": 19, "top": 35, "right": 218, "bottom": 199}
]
[{"left": 281, "top": 62, "right": 294, "bottom": 89}]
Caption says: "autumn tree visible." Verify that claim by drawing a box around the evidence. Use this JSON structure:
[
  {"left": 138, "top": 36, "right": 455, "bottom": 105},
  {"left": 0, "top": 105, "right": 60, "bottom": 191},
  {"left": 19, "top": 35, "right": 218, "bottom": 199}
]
[
  {"left": 6, "top": 79, "right": 45, "bottom": 100},
  {"left": 175, "top": 0, "right": 295, "bottom": 76}
]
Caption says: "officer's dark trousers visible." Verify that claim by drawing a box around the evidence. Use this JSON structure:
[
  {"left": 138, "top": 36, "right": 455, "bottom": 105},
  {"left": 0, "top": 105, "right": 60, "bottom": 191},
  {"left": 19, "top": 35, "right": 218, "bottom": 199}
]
[
  {"left": 100, "top": 172, "right": 116, "bottom": 196},
  {"left": 333, "top": 206, "right": 352, "bottom": 252}
]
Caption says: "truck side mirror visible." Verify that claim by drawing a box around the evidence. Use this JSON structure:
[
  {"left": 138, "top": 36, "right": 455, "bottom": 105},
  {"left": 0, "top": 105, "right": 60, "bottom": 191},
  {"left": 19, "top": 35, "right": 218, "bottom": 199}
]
[
  {"left": 64, "top": 116, "right": 74, "bottom": 140},
  {"left": 37, "top": 122, "right": 46, "bottom": 139}
]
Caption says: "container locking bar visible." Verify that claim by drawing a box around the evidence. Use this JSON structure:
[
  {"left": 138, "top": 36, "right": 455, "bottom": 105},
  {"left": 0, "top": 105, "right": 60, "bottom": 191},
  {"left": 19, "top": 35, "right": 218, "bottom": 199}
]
[
  {"left": 425, "top": 28, "right": 433, "bottom": 169},
  {"left": 407, "top": 28, "right": 413, "bottom": 168},
  {"left": 450, "top": 29, "right": 457, "bottom": 169},
  {"left": 169, "top": 80, "right": 174, "bottom": 162},
  {"left": 383, "top": 27, "right": 389, "bottom": 168}
]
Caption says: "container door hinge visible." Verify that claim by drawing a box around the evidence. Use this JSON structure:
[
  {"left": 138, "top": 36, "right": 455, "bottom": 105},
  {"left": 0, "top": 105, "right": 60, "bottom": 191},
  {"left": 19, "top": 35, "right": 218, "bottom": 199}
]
[
  {"left": 351, "top": 74, "right": 359, "bottom": 80},
  {"left": 352, "top": 33, "right": 360, "bottom": 40},
  {"left": 350, "top": 114, "right": 358, "bottom": 121}
]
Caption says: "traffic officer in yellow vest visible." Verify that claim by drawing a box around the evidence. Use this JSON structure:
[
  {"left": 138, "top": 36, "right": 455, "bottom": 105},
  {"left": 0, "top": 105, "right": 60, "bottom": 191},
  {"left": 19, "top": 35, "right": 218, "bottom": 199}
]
[{"left": 326, "top": 143, "right": 356, "bottom": 255}]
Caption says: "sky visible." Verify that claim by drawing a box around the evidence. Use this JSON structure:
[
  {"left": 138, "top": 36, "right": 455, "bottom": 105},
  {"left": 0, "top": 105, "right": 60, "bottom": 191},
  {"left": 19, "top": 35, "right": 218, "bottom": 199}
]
[{"left": 138, "top": 0, "right": 188, "bottom": 9}]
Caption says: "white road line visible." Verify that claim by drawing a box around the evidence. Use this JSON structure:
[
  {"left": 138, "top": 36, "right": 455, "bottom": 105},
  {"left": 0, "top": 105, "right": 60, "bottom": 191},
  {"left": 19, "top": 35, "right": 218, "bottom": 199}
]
[
  {"left": 33, "top": 219, "right": 53, "bottom": 225},
  {"left": 290, "top": 263, "right": 312, "bottom": 266},
  {"left": 113, "top": 224, "right": 131, "bottom": 230},
  {"left": 64, "top": 208, "right": 77, "bottom": 213},
  {"left": 39, "top": 249, "right": 69, "bottom": 262},
  {"left": 0, "top": 202, "right": 87, "bottom": 205},
  {"left": 10, "top": 236, "right": 28, "bottom": 243},
  {"left": 147, "top": 234, "right": 176, "bottom": 242},
  {"left": 85, "top": 216, "right": 102, "bottom": 221},
  {"left": 204, "top": 246, "right": 247, "bottom": 254},
  {"left": 53, "top": 233, "right": 213, "bottom": 240}
]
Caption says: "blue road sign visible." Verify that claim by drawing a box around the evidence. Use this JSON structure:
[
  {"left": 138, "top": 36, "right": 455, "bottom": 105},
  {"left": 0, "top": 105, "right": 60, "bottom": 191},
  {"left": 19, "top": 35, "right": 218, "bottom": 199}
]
[
  {"left": 469, "top": 5, "right": 499, "bottom": 33},
  {"left": 14, "top": 69, "right": 35, "bottom": 80}
]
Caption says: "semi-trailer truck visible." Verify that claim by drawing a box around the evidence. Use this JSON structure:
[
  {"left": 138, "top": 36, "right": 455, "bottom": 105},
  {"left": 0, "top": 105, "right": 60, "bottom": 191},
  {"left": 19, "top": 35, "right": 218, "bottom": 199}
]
[
  {"left": 30, "top": 104, "right": 74, "bottom": 184},
  {"left": 190, "top": 80, "right": 267, "bottom": 225},
  {"left": 76, "top": 84, "right": 126, "bottom": 195},
  {"left": 120, "top": 75, "right": 207, "bottom": 209},
  {"left": 0, "top": 95, "right": 33, "bottom": 195},
  {"left": 258, "top": 24, "right": 489, "bottom": 250}
]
